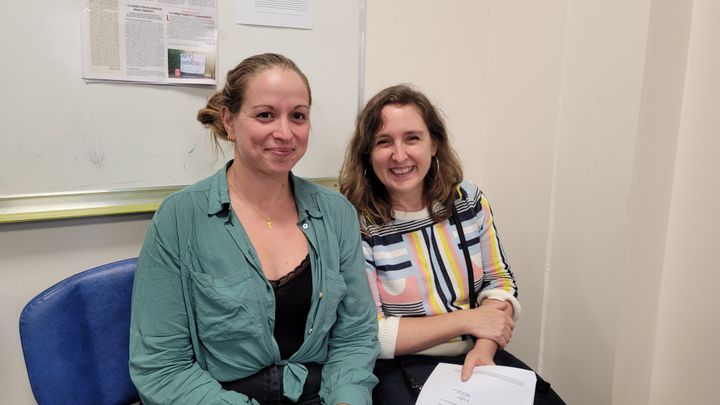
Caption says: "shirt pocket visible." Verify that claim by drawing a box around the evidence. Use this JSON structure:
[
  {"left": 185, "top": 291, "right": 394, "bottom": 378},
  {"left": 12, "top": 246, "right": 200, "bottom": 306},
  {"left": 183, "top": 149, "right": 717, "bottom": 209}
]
[
  {"left": 318, "top": 269, "right": 347, "bottom": 334},
  {"left": 186, "top": 270, "right": 262, "bottom": 342}
]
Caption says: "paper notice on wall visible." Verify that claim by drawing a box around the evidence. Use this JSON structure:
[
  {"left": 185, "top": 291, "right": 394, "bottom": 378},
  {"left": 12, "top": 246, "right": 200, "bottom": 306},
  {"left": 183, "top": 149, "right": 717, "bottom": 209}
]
[
  {"left": 235, "top": 0, "right": 312, "bottom": 29},
  {"left": 416, "top": 363, "right": 536, "bottom": 405},
  {"left": 81, "top": 0, "right": 217, "bottom": 85}
]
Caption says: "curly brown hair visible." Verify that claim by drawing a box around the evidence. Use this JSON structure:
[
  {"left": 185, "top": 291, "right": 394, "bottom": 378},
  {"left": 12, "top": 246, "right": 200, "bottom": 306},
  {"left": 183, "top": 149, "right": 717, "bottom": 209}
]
[
  {"left": 339, "top": 84, "right": 463, "bottom": 226},
  {"left": 196, "top": 53, "right": 311, "bottom": 148}
]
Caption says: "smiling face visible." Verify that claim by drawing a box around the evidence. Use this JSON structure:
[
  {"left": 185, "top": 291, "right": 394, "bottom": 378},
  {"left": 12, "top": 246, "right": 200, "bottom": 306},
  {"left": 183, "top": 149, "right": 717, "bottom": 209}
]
[
  {"left": 370, "top": 104, "right": 437, "bottom": 211},
  {"left": 221, "top": 66, "right": 310, "bottom": 177}
]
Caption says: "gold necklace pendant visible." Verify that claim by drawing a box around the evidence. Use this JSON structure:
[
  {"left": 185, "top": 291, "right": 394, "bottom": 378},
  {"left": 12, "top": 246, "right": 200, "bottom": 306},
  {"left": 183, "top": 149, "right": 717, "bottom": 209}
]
[{"left": 227, "top": 173, "right": 277, "bottom": 230}]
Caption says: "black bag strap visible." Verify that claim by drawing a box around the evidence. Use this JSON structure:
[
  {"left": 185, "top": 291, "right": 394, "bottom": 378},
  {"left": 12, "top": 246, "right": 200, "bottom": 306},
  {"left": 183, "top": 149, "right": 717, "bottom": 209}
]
[{"left": 451, "top": 201, "right": 477, "bottom": 309}]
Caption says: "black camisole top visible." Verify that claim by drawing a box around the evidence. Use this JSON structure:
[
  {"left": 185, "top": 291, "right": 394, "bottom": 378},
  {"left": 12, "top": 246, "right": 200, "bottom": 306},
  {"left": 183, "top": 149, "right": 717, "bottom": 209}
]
[{"left": 269, "top": 254, "right": 311, "bottom": 359}]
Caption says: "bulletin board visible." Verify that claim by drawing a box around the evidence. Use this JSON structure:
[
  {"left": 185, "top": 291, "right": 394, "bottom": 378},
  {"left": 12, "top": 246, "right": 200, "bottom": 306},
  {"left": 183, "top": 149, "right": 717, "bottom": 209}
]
[{"left": 0, "top": 0, "right": 364, "bottom": 222}]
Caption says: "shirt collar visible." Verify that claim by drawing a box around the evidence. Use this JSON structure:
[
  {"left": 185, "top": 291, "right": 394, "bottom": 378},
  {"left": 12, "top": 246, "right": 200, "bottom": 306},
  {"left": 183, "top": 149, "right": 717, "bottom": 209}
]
[
  {"left": 207, "top": 161, "right": 232, "bottom": 216},
  {"left": 290, "top": 172, "right": 323, "bottom": 219},
  {"left": 207, "top": 160, "right": 323, "bottom": 219}
]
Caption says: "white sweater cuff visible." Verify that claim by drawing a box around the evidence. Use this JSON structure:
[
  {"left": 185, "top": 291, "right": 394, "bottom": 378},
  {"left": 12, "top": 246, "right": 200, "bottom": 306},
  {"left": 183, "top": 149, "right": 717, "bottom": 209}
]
[
  {"left": 478, "top": 289, "right": 522, "bottom": 321},
  {"left": 377, "top": 316, "right": 400, "bottom": 359}
]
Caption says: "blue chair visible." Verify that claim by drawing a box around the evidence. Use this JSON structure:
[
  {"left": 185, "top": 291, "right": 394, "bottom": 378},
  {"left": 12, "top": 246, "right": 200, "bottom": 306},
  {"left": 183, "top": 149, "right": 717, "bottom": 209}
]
[{"left": 19, "top": 258, "right": 140, "bottom": 405}]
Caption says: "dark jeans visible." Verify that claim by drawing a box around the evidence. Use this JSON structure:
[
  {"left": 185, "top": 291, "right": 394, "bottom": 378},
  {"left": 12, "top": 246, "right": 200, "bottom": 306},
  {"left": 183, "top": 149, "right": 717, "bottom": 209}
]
[
  {"left": 373, "top": 349, "right": 565, "bottom": 405},
  {"left": 221, "top": 363, "right": 322, "bottom": 405}
]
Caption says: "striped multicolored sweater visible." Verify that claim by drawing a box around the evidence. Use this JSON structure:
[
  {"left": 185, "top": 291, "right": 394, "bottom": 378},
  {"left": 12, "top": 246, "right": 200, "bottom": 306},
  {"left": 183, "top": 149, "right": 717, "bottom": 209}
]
[{"left": 361, "top": 180, "right": 521, "bottom": 358}]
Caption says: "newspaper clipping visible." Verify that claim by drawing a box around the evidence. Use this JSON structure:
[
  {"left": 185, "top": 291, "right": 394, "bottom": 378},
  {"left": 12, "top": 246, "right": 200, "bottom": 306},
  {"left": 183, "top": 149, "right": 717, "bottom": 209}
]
[{"left": 81, "top": 0, "right": 217, "bottom": 85}]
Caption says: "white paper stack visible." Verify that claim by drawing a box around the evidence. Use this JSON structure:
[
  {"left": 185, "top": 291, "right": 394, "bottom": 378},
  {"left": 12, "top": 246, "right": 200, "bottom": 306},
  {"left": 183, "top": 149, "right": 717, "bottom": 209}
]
[{"left": 416, "top": 363, "right": 536, "bottom": 405}]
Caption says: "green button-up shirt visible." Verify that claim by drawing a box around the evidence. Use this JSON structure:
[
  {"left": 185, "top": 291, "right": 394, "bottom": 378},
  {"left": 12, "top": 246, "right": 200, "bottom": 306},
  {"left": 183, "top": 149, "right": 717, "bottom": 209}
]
[{"left": 129, "top": 163, "right": 379, "bottom": 404}]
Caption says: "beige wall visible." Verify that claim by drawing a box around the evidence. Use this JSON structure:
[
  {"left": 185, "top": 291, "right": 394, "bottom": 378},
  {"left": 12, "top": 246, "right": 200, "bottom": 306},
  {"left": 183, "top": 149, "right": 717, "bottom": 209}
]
[
  {"left": 536, "top": 1, "right": 652, "bottom": 402},
  {"left": 611, "top": 1, "right": 693, "bottom": 404},
  {"left": 364, "top": 0, "right": 714, "bottom": 404},
  {"left": 363, "top": 0, "right": 567, "bottom": 369},
  {"left": 647, "top": 1, "right": 720, "bottom": 403},
  {"left": 2, "top": 1, "right": 718, "bottom": 404},
  {"left": 365, "top": 0, "right": 652, "bottom": 402}
]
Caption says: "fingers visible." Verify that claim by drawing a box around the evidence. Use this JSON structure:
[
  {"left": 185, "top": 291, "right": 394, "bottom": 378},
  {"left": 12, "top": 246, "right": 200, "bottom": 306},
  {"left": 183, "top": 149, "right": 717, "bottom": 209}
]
[
  {"left": 488, "top": 326, "right": 509, "bottom": 347},
  {"left": 461, "top": 342, "right": 497, "bottom": 381},
  {"left": 467, "top": 306, "right": 515, "bottom": 345},
  {"left": 503, "top": 312, "right": 515, "bottom": 330},
  {"left": 461, "top": 350, "right": 480, "bottom": 381},
  {"left": 480, "top": 300, "right": 512, "bottom": 318},
  {"left": 491, "top": 326, "right": 511, "bottom": 347},
  {"left": 493, "top": 331, "right": 510, "bottom": 348},
  {"left": 482, "top": 299, "right": 510, "bottom": 311},
  {"left": 480, "top": 299, "right": 516, "bottom": 324},
  {"left": 457, "top": 305, "right": 515, "bottom": 347}
]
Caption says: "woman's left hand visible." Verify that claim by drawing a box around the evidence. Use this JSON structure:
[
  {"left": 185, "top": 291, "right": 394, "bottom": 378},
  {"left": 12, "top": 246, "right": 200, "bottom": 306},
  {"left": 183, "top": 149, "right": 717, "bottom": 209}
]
[
  {"left": 461, "top": 298, "right": 511, "bottom": 380},
  {"left": 460, "top": 339, "right": 498, "bottom": 381}
]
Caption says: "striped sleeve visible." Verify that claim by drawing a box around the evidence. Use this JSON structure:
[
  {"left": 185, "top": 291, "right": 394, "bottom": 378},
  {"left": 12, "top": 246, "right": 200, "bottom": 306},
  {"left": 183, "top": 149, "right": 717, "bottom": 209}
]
[
  {"left": 362, "top": 239, "right": 400, "bottom": 358},
  {"left": 463, "top": 181, "right": 522, "bottom": 320}
]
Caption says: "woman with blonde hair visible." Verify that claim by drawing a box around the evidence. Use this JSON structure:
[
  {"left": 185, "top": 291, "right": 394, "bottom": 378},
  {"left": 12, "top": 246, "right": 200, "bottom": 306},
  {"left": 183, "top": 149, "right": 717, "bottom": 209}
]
[{"left": 130, "top": 53, "right": 379, "bottom": 405}]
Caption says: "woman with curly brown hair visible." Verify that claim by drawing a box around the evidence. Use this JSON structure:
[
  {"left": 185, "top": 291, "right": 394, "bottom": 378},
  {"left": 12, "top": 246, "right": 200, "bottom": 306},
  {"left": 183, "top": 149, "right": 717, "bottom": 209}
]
[{"left": 340, "top": 84, "right": 563, "bottom": 405}]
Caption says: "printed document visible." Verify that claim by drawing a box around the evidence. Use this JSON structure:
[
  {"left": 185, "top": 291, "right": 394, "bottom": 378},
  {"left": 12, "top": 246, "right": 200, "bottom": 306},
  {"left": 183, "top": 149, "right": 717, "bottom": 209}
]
[
  {"left": 236, "top": 0, "right": 312, "bottom": 29},
  {"left": 416, "top": 363, "right": 536, "bottom": 405},
  {"left": 81, "top": 0, "right": 218, "bottom": 85}
]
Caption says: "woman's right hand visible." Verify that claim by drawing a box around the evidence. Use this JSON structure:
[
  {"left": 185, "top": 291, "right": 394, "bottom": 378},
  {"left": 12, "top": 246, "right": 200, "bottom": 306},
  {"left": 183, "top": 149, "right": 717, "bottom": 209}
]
[
  {"left": 460, "top": 302, "right": 515, "bottom": 347},
  {"left": 394, "top": 301, "right": 516, "bottom": 356}
]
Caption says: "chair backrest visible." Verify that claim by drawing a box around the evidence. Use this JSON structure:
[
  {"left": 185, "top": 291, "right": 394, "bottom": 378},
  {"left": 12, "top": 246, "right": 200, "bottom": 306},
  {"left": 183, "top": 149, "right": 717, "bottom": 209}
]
[{"left": 19, "top": 258, "right": 140, "bottom": 405}]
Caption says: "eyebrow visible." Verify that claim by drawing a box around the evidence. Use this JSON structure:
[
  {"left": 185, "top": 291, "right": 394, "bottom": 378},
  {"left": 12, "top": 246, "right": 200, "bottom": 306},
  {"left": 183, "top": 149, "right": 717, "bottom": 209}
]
[
  {"left": 377, "top": 130, "right": 424, "bottom": 136},
  {"left": 374, "top": 130, "right": 424, "bottom": 139},
  {"left": 249, "top": 104, "right": 309, "bottom": 110}
]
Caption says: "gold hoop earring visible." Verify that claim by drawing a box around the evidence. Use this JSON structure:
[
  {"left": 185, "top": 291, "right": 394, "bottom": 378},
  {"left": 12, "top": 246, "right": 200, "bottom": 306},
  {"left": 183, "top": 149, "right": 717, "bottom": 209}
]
[
  {"left": 363, "top": 168, "right": 370, "bottom": 186},
  {"left": 429, "top": 156, "right": 440, "bottom": 180}
]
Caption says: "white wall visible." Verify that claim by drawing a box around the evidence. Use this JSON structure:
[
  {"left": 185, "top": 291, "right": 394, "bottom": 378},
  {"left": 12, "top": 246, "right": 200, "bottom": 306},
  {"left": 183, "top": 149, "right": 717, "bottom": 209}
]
[{"left": 3, "top": 1, "right": 718, "bottom": 404}]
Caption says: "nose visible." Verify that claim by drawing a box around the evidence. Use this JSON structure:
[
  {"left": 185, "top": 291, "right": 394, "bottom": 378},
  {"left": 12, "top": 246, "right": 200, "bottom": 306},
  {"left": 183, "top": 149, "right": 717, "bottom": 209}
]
[
  {"left": 391, "top": 143, "right": 407, "bottom": 161},
  {"left": 272, "top": 118, "right": 292, "bottom": 141}
]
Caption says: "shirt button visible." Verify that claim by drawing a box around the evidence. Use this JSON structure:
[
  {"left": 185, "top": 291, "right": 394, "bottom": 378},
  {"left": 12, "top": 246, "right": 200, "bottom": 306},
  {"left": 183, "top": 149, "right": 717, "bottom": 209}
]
[
  {"left": 308, "top": 328, "right": 313, "bottom": 335},
  {"left": 302, "top": 223, "right": 309, "bottom": 229},
  {"left": 318, "top": 291, "right": 324, "bottom": 299}
]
